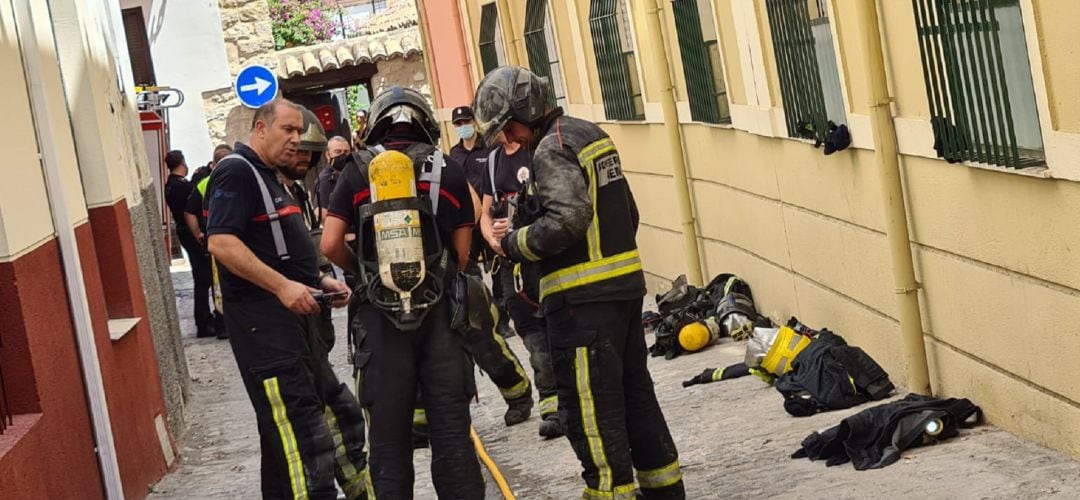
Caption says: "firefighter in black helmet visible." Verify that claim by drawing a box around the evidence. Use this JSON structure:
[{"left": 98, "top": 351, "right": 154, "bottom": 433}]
[
  {"left": 320, "top": 87, "right": 485, "bottom": 498},
  {"left": 474, "top": 66, "right": 686, "bottom": 499}
]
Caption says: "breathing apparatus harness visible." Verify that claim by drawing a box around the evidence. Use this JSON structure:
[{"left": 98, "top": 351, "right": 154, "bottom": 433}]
[{"left": 351, "top": 144, "right": 450, "bottom": 331}]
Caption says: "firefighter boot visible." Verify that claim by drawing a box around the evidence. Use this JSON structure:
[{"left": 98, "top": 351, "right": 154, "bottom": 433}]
[
  {"left": 504, "top": 394, "right": 533, "bottom": 427},
  {"left": 538, "top": 414, "right": 563, "bottom": 439}
]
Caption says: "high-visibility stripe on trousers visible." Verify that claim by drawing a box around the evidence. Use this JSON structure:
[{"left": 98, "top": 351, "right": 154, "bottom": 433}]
[
  {"left": 265, "top": 377, "right": 309, "bottom": 498},
  {"left": 546, "top": 297, "right": 685, "bottom": 499},
  {"left": 227, "top": 298, "right": 338, "bottom": 499}
]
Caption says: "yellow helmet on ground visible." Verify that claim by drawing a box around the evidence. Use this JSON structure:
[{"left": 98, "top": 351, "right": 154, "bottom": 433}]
[{"left": 679, "top": 319, "right": 719, "bottom": 352}]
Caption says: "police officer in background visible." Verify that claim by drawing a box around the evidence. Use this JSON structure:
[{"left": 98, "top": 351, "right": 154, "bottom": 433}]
[
  {"left": 474, "top": 66, "right": 685, "bottom": 499},
  {"left": 165, "top": 150, "right": 215, "bottom": 338},
  {"left": 185, "top": 144, "right": 234, "bottom": 339},
  {"left": 206, "top": 99, "right": 361, "bottom": 499},
  {"left": 320, "top": 87, "right": 484, "bottom": 498}
]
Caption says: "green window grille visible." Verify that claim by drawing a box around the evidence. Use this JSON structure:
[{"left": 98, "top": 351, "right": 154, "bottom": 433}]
[
  {"left": 479, "top": 4, "right": 500, "bottom": 75},
  {"left": 912, "top": 0, "right": 1044, "bottom": 168},
  {"left": 524, "top": 0, "right": 556, "bottom": 106},
  {"left": 672, "top": 0, "right": 730, "bottom": 124},
  {"left": 765, "top": 0, "right": 838, "bottom": 143},
  {"left": 589, "top": 0, "right": 644, "bottom": 121}
]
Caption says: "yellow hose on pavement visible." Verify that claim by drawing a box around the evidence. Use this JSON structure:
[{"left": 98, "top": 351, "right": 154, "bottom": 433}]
[{"left": 470, "top": 426, "right": 515, "bottom": 500}]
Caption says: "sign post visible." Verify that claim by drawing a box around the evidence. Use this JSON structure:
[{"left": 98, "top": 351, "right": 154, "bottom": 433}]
[{"left": 235, "top": 64, "right": 279, "bottom": 108}]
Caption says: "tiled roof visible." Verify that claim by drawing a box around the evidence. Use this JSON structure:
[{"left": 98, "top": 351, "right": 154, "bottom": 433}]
[{"left": 274, "top": 26, "right": 421, "bottom": 79}]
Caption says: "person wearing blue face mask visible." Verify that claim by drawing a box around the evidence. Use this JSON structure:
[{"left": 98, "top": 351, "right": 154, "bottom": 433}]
[{"left": 449, "top": 105, "right": 490, "bottom": 193}]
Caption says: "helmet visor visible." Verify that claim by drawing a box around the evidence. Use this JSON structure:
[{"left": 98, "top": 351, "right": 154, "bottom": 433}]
[{"left": 473, "top": 82, "right": 513, "bottom": 147}]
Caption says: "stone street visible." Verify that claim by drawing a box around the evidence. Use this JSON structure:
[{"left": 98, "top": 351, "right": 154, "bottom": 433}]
[{"left": 153, "top": 270, "right": 1080, "bottom": 499}]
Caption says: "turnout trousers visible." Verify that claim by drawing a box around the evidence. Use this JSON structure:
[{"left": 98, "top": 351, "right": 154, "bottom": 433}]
[
  {"left": 227, "top": 297, "right": 368, "bottom": 499},
  {"left": 352, "top": 300, "right": 485, "bottom": 499},
  {"left": 545, "top": 297, "right": 685, "bottom": 499},
  {"left": 501, "top": 267, "right": 558, "bottom": 419}
]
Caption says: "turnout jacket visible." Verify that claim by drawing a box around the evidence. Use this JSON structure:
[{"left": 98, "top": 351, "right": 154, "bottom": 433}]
[{"left": 501, "top": 110, "right": 644, "bottom": 307}]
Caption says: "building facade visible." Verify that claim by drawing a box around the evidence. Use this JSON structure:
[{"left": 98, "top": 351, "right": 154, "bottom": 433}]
[
  {"left": 0, "top": 0, "right": 187, "bottom": 498},
  {"left": 429, "top": 0, "right": 1080, "bottom": 460}
]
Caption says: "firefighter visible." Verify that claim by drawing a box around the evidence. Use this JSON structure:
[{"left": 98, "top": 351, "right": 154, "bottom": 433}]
[
  {"left": 320, "top": 86, "right": 484, "bottom": 498},
  {"left": 205, "top": 99, "right": 360, "bottom": 499},
  {"left": 474, "top": 67, "right": 685, "bottom": 499}
]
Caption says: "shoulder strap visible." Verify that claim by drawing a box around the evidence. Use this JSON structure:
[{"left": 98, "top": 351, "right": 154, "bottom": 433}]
[
  {"left": 224, "top": 154, "right": 290, "bottom": 261},
  {"left": 417, "top": 149, "right": 444, "bottom": 215},
  {"left": 488, "top": 148, "right": 499, "bottom": 197}
]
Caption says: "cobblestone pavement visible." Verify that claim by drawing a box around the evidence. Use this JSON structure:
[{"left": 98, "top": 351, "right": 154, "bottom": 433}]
[{"left": 155, "top": 270, "right": 1080, "bottom": 499}]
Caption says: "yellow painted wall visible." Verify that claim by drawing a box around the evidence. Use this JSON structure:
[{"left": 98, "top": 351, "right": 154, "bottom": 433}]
[
  {"left": 445, "top": 0, "right": 1080, "bottom": 461},
  {"left": 0, "top": 0, "right": 57, "bottom": 261},
  {"left": 0, "top": 0, "right": 152, "bottom": 261},
  {"left": 50, "top": 0, "right": 150, "bottom": 209},
  {"left": 1032, "top": 0, "right": 1080, "bottom": 132}
]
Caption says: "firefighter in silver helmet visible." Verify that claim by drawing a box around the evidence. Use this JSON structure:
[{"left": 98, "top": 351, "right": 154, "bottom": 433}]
[{"left": 473, "top": 66, "right": 686, "bottom": 499}]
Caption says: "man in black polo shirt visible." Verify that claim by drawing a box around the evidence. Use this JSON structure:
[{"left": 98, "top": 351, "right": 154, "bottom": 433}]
[
  {"left": 184, "top": 144, "right": 233, "bottom": 338},
  {"left": 165, "top": 149, "right": 215, "bottom": 338},
  {"left": 206, "top": 99, "right": 356, "bottom": 499}
]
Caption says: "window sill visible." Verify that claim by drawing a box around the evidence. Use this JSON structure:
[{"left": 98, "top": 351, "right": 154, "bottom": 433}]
[
  {"left": 957, "top": 160, "right": 1050, "bottom": 179},
  {"left": 0, "top": 413, "right": 43, "bottom": 459},
  {"left": 678, "top": 120, "right": 735, "bottom": 130},
  {"left": 108, "top": 317, "right": 142, "bottom": 341}
]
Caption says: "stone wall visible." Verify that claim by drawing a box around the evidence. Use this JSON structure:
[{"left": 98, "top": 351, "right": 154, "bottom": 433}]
[
  {"left": 202, "top": 0, "right": 277, "bottom": 147},
  {"left": 371, "top": 53, "right": 430, "bottom": 102},
  {"left": 203, "top": 0, "right": 429, "bottom": 149},
  {"left": 132, "top": 184, "right": 190, "bottom": 440}
]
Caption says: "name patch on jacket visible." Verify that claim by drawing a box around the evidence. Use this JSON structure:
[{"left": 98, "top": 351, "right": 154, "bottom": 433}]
[{"left": 595, "top": 152, "right": 624, "bottom": 187}]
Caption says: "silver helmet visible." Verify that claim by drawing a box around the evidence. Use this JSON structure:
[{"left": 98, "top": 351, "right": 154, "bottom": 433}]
[
  {"left": 364, "top": 86, "right": 440, "bottom": 145},
  {"left": 472, "top": 66, "right": 551, "bottom": 146}
]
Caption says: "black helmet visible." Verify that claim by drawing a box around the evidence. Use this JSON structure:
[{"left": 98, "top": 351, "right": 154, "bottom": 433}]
[
  {"left": 365, "top": 86, "right": 439, "bottom": 145},
  {"left": 472, "top": 66, "right": 551, "bottom": 146},
  {"left": 298, "top": 107, "right": 329, "bottom": 152}
]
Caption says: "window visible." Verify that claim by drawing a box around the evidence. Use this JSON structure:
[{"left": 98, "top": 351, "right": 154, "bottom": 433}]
[
  {"left": 765, "top": 0, "right": 846, "bottom": 143},
  {"left": 589, "top": 0, "right": 644, "bottom": 121},
  {"left": 912, "top": 0, "right": 1043, "bottom": 168},
  {"left": 524, "top": 0, "right": 568, "bottom": 108},
  {"left": 479, "top": 3, "right": 507, "bottom": 75},
  {"left": 673, "top": 0, "right": 731, "bottom": 123}
]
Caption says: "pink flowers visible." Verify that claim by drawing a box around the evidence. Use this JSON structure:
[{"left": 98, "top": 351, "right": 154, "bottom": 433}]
[{"left": 268, "top": 0, "right": 342, "bottom": 49}]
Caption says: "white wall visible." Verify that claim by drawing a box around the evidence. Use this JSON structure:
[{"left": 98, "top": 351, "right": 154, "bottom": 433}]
[{"left": 122, "top": 0, "right": 232, "bottom": 166}]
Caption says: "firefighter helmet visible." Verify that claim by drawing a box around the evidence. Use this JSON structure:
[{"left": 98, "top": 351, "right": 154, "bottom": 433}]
[
  {"left": 472, "top": 66, "right": 551, "bottom": 146},
  {"left": 365, "top": 86, "right": 440, "bottom": 145},
  {"left": 298, "top": 106, "right": 329, "bottom": 152}
]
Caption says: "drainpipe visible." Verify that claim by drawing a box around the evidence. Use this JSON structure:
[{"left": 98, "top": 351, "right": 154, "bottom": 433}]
[
  {"left": 414, "top": 0, "right": 452, "bottom": 148},
  {"left": 457, "top": 0, "right": 479, "bottom": 84},
  {"left": 13, "top": 1, "right": 126, "bottom": 498},
  {"left": 855, "top": 0, "right": 931, "bottom": 395},
  {"left": 453, "top": 0, "right": 476, "bottom": 86},
  {"left": 495, "top": 0, "right": 522, "bottom": 66},
  {"left": 640, "top": 0, "right": 704, "bottom": 287}
]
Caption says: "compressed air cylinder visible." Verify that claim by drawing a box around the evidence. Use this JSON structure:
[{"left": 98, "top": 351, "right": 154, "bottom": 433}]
[
  {"left": 679, "top": 317, "right": 721, "bottom": 352},
  {"left": 368, "top": 150, "right": 426, "bottom": 313}
]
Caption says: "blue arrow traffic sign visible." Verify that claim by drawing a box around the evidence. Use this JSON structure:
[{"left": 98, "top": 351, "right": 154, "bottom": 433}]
[{"left": 235, "top": 64, "right": 278, "bottom": 109}]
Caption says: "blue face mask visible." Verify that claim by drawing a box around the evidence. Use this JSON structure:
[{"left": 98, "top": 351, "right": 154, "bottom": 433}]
[{"left": 457, "top": 124, "right": 476, "bottom": 140}]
